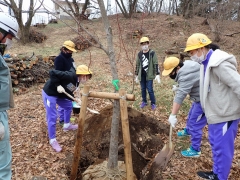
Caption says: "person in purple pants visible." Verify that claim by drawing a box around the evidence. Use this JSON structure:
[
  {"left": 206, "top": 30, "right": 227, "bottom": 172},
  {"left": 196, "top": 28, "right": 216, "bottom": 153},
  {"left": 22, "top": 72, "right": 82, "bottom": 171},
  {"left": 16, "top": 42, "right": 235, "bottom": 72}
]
[
  {"left": 54, "top": 40, "right": 77, "bottom": 125},
  {"left": 184, "top": 33, "right": 240, "bottom": 180},
  {"left": 42, "top": 65, "right": 92, "bottom": 152},
  {"left": 162, "top": 57, "right": 207, "bottom": 158}
]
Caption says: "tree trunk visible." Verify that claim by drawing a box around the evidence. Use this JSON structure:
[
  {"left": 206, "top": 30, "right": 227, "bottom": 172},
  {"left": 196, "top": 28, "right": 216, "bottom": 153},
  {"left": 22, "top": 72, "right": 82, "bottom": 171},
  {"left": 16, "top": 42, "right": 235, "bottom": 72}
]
[
  {"left": 4, "top": 0, "right": 42, "bottom": 43},
  {"left": 19, "top": 25, "right": 31, "bottom": 44},
  {"left": 129, "top": 0, "right": 138, "bottom": 18},
  {"left": 97, "top": 0, "right": 120, "bottom": 170},
  {"left": 116, "top": 0, "right": 130, "bottom": 18}
]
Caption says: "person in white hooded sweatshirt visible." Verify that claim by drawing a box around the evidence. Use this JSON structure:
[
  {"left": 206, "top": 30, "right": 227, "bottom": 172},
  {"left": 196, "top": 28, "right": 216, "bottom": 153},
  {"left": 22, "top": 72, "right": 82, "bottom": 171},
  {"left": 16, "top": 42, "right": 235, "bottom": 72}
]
[{"left": 184, "top": 33, "right": 240, "bottom": 180}]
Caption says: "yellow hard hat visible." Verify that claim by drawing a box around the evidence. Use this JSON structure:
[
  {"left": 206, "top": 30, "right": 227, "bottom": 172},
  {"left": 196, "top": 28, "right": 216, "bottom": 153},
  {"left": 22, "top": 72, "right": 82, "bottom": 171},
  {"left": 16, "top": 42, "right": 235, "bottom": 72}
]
[
  {"left": 162, "top": 57, "right": 180, "bottom": 76},
  {"left": 139, "top": 37, "right": 149, "bottom": 44},
  {"left": 76, "top": 65, "right": 93, "bottom": 77},
  {"left": 63, "top": 40, "right": 77, "bottom": 52},
  {"left": 184, "top": 33, "right": 212, "bottom": 52}
]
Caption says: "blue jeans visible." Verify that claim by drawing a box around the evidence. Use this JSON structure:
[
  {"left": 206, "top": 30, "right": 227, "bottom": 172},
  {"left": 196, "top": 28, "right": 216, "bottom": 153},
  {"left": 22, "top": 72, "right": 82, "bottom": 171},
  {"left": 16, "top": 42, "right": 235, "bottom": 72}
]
[{"left": 140, "top": 74, "right": 156, "bottom": 105}]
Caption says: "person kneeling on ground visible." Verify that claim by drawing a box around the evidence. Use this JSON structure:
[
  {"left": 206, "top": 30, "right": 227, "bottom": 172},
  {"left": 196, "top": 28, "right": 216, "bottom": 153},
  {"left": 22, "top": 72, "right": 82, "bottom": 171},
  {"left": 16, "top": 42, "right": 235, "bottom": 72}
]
[
  {"left": 42, "top": 65, "right": 92, "bottom": 152},
  {"left": 162, "top": 57, "right": 207, "bottom": 158}
]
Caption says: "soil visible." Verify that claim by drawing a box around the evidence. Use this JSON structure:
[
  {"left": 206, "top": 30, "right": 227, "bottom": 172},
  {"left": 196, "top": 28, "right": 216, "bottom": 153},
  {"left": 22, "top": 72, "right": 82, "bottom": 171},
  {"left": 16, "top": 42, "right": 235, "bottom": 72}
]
[{"left": 67, "top": 105, "right": 169, "bottom": 180}]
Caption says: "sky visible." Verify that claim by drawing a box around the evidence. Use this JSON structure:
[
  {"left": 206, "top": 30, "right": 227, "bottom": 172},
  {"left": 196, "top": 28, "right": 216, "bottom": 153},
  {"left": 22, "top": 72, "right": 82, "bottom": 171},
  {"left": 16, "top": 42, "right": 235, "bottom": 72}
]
[
  {"left": 0, "top": 0, "right": 54, "bottom": 24},
  {"left": 0, "top": 0, "right": 174, "bottom": 24}
]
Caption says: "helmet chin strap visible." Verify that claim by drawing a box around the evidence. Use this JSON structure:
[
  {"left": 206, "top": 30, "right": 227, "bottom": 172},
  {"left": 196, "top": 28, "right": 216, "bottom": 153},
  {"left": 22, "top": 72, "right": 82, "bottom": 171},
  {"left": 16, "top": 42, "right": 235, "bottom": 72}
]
[
  {"left": 0, "top": 32, "right": 8, "bottom": 55},
  {"left": 0, "top": 31, "right": 8, "bottom": 42},
  {"left": 0, "top": 44, "right": 6, "bottom": 55}
]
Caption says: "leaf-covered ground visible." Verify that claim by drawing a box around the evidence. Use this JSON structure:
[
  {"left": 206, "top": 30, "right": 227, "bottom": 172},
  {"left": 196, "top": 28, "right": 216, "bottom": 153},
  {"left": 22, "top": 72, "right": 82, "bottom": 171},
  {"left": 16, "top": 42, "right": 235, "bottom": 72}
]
[{"left": 7, "top": 12, "right": 240, "bottom": 179}]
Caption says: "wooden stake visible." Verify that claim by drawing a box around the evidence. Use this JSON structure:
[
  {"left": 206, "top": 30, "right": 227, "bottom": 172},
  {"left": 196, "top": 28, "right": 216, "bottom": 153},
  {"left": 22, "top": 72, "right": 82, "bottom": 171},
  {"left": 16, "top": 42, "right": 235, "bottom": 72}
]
[
  {"left": 119, "top": 89, "right": 135, "bottom": 180},
  {"left": 70, "top": 85, "right": 90, "bottom": 180},
  {"left": 87, "top": 91, "right": 135, "bottom": 101}
]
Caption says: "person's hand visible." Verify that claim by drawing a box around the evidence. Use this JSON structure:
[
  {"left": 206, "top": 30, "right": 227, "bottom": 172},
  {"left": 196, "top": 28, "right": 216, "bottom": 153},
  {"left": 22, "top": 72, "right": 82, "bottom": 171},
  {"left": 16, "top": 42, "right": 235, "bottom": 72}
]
[
  {"left": 172, "top": 85, "right": 178, "bottom": 92},
  {"left": 135, "top": 76, "right": 139, "bottom": 83},
  {"left": 168, "top": 114, "right": 177, "bottom": 128},
  {"left": 0, "top": 122, "right": 5, "bottom": 141},
  {"left": 155, "top": 75, "right": 161, "bottom": 84},
  {"left": 75, "top": 98, "right": 81, "bottom": 106},
  {"left": 57, "top": 85, "right": 65, "bottom": 93},
  {"left": 73, "top": 87, "right": 79, "bottom": 96}
]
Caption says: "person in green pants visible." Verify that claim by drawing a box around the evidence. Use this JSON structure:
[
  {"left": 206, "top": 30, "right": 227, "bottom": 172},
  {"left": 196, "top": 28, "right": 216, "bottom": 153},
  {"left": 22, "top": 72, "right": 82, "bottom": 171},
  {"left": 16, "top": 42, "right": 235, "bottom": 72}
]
[{"left": 0, "top": 12, "right": 19, "bottom": 180}]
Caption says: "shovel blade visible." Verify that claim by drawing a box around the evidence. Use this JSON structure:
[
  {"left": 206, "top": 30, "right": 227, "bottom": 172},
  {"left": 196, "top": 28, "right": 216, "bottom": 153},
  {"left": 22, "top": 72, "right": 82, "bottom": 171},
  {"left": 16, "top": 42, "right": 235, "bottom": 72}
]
[
  {"left": 88, "top": 109, "right": 100, "bottom": 114},
  {"left": 91, "top": 110, "right": 100, "bottom": 114},
  {"left": 153, "top": 142, "right": 174, "bottom": 169}
]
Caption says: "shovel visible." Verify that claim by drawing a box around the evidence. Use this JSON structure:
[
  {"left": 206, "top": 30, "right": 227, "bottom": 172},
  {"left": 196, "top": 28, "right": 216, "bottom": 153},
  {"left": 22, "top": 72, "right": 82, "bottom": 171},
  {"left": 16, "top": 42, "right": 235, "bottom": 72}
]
[
  {"left": 63, "top": 91, "right": 100, "bottom": 114},
  {"left": 152, "top": 125, "right": 174, "bottom": 169}
]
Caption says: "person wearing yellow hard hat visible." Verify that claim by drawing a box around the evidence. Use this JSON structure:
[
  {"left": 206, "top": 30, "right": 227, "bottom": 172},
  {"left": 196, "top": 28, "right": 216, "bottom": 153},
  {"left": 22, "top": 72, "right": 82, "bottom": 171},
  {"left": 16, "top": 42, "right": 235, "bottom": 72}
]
[
  {"left": 54, "top": 40, "right": 77, "bottom": 126},
  {"left": 42, "top": 65, "right": 92, "bottom": 152},
  {"left": 55, "top": 40, "right": 77, "bottom": 71},
  {"left": 135, "top": 36, "right": 161, "bottom": 110},
  {"left": 162, "top": 56, "right": 207, "bottom": 159},
  {"left": 185, "top": 33, "right": 240, "bottom": 180}
]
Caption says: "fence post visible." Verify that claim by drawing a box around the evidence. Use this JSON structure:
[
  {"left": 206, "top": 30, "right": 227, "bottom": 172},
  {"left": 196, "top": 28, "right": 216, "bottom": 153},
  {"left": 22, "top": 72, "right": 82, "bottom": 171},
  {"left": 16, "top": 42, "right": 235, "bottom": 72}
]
[
  {"left": 70, "top": 85, "right": 90, "bottom": 180},
  {"left": 119, "top": 89, "right": 134, "bottom": 180}
]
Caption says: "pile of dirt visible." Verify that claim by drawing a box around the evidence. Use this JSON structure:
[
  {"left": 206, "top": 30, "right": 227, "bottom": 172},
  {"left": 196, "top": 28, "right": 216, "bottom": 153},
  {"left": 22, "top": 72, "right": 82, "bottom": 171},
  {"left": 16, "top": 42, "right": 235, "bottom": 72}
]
[{"left": 66, "top": 105, "right": 169, "bottom": 179}]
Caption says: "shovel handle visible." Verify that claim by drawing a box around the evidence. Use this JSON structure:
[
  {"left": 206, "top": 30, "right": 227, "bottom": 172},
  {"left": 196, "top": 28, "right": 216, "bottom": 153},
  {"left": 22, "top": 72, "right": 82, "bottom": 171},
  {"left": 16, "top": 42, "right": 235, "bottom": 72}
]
[
  {"left": 63, "top": 91, "right": 77, "bottom": 101},
  {"left": 63, "top": 91, "right": 99, "bottom": 114},
  {"left": 169, "top": 125, "right": 172, "bottom": 147}
]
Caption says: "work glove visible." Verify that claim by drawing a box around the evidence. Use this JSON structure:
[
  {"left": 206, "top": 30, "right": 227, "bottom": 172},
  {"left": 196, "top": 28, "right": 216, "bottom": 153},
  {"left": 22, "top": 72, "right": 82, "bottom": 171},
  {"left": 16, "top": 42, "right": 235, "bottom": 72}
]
[
  {"left": 0, "top": 122, "right": 5, "bottom": 141},
  {"left": 75, "top": 98, "right": 82, "bottom": 106},
  {"left": 154, "top": 75, "right": 161, "bottom": 84},
  {"left": 135, "top": 76, "right": 139, "bottom": 83},
  {"left": 168, "top": 114, "right": 177, "bottom": 128},
  {"left": 172, "top": 85, "right": 178, "bottom": 92},
  {"left": 57, "top": 85, "right": 65, "bottom": 93}
]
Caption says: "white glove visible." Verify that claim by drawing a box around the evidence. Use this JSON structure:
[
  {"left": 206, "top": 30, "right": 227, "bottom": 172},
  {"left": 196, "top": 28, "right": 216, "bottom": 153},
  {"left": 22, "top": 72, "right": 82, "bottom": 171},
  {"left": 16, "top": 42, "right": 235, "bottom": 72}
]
[
  {"left": 75, "top": 98, "right": 81, "bottom": 106},
  {"left": 135, "top": 76, "right": 139, "bottom": 83},
  {"left": 0, "top": 122, "right": 5, "bottom": 141},
  {"left": 172, "top": 85, "right": 178, "bottom": 92},
  {"left": 155, "top": 75, "right": 161, "bottom": 84},
  {"left": 168, "top": 114, "right": 177, "bottom": 128},
  {"left": 57, "top": 85, "right": 65, "bottom": 93}
]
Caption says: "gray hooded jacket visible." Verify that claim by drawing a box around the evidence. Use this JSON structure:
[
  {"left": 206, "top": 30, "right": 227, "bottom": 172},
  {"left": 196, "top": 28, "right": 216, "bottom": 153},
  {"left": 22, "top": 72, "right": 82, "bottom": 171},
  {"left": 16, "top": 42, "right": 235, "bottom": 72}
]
[
  {"left": 200, "top": 49, "right": 240, "bottom": 124},
  {"left": 174, "top": 60, "right": 200, "bottom": 104}
]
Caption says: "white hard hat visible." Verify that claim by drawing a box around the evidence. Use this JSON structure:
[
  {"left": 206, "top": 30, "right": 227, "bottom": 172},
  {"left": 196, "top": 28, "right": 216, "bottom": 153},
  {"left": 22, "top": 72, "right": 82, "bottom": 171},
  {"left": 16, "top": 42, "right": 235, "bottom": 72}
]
[{"left": 0, "top": 12, "right": 19, "bottom": 39}]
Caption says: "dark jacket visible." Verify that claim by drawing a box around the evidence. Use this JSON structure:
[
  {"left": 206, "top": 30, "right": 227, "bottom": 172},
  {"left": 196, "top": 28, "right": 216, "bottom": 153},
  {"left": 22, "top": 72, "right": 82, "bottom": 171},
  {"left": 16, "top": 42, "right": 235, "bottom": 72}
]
[
  {"left": 43, "top": 67, "right": 78, "bottom": 100},
  {"left": 54, "top": 51, "right": 75, "bottom": 71}
]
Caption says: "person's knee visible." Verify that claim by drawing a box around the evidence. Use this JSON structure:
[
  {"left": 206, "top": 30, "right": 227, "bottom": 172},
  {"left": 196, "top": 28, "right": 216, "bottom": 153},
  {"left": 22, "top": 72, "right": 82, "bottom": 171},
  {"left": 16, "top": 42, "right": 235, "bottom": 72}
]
[{"left": 0, "top": 141, "right": 12, "bottom": 178}]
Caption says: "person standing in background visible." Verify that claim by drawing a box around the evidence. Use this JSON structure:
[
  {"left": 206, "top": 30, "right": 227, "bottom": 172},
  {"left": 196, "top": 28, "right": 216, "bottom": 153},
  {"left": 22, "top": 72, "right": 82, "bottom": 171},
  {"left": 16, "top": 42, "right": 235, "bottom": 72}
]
[
  {"left": 54, "top": 40, "right": 77, "bottom": 125},
  {"left": 0, "top": 12, "right": 19, "bottom": 180},
  {"left": 135, "top": 36, "right": 161, "bottom": 110}
]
